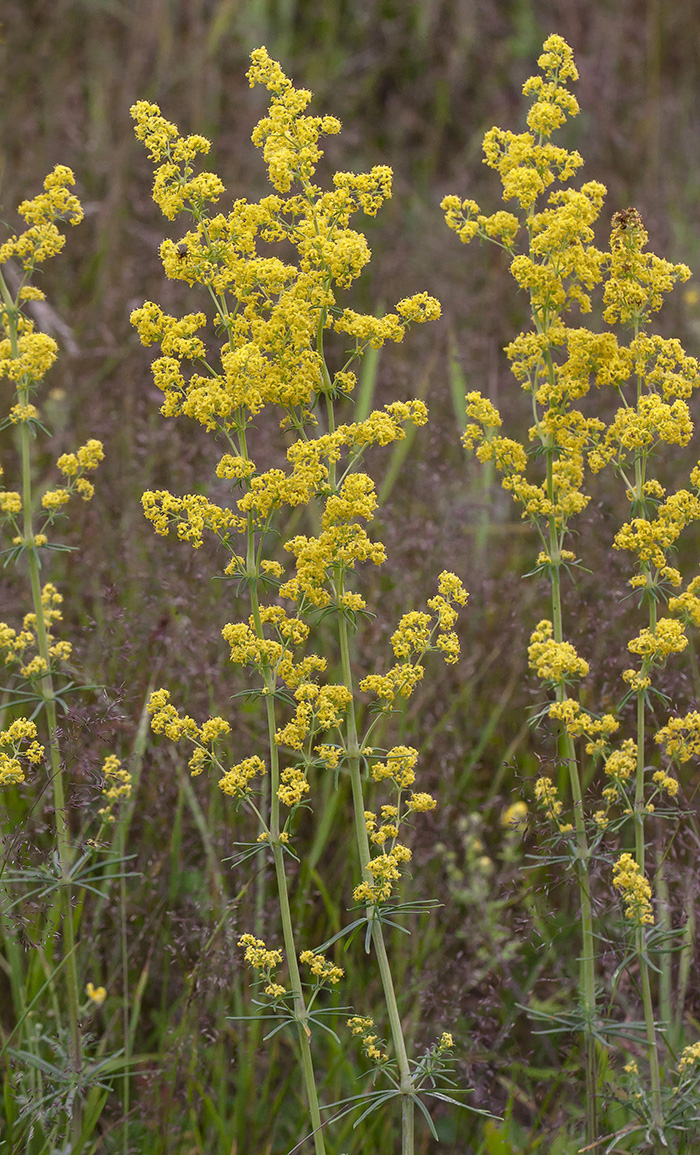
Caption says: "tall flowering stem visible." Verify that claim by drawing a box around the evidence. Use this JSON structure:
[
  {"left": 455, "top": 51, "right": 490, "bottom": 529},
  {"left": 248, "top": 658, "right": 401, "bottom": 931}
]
[
  {"left": 132, "top": 48, "right": 457, "bottom": 1152},
  {"left": 444, "top": 34, "right": 700, "bottom": 1147},
  {"left": 443, "top": 37, "right": 605, "bottom": 1140},
  {"left": 599, "top": 206, "right": 700, "bottom": 1140},
  {"left": 0, "top": 169, "right": 105, "bottom": 1140}
]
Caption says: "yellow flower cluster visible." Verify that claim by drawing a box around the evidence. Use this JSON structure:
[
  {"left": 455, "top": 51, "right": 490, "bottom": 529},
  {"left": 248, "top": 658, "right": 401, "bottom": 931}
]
[
  {"left": 147, "top": 688, "right": 243, "bottom": 788},
  {"left": 97, "top": 755, "right": 132, "bottom": 822},
  {"left": 604, "top": 208, "right": 691, "bottom": 327},
  {"left": 678, "top": 1042, "right": 700, "bottom": 1073},
  {"left": 0, "top": 717, "right": 45, "bottom": 788},
  {"left": 0, "top": 165, "right": 83, "bottom": 269},
  {"left": 360, "top": 573, "right": 468, "bottom": 707},
  {"left": 219, "top": 756, "right": 267, "bottom": 800},
  {"left": 238, "top": 932, "right": 286, "bottom": 998},
  {"left": 132, "top": 63, "right": 437, "bottom": 445},
  {"left": 627, "top": 619, "right": 688, "bottom": 662},
  {"left": 528, "top": 620, "right": 589, "bottom": 685},
  {"left": 299, "top": 949, "right": 344, "bottom": 985},
  {"left": 612, "top": 490, "right": 700, "bottom": 575},
  {"left": 534, "top": 776, "right": 572, "bottom": 833},
  {"left": 360, "top": 745, "right": 436, "bottom": 884},
  {"left": 371, "top": 746, "right": 418, "bottom": 789},
  {"left": 51, "top": 439, "right": 105, "bottom": 503},
  {"left": 0, "top": 584, "right": 72, "bottom": 680},
  {"left": 276, "top": 764, "right": 310, "bottom": 808},
  {"left": 347, "top": 1015, "right": 388, "bottom": 1064},
  {"left": 353, "top": 843, "right": 412, "bottom": 904},
  {"left": 142, "top": 489, "right": 244, "bottom": 548},
  {"left": 274, "top": 683, "right": 352, "bottom": 752},
  {"left": 548, "top": 697, "right": 618, "bottom": 755},
  {"left": 612, "top": 853, "right": 654, "bottom": 927},
  {"left": 668, "top": 575, "right": 700, "bottom": 627},
  {"left": 603, "top": 739, "right": 637, "bottom": 788},
  {"left": 279, "top": 473, "right": 387, "bottom": 608},
  {"left": 655, "top": 712, "right": 700, "bottom": 764},
  {"left": 131, "top": 102, "right": 224, "bottom": 220},
  {"left": 651, "top": 770, "right": 679, "bottom": 798}
]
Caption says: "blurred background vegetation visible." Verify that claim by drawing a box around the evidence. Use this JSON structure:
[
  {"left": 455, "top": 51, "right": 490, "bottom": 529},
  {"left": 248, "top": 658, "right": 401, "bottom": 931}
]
[{"left": 1, "top": 1, "right": 700, "bottom": 1151}]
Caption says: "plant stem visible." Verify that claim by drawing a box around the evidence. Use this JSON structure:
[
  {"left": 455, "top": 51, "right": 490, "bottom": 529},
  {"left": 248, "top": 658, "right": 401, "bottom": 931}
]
[
  {"left": 633, "top": 592, "right": 663, "bottom": 1134},
  {"left": 248, "top": 574, "right": 327, "bottom": 1155},
  {"left": 546, "top": 454, "right": 597, "bottom": 1145},
  {"left": 337, "top": 604, "right": 415, "bottom": 1155},
  {"left": 3, "top": 270, "right": 83, "bottom": 1131}
]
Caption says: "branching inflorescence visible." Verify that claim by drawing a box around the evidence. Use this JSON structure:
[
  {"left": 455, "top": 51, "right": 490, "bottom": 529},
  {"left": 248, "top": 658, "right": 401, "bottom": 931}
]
[
  {"left": 444, "top": 34, "right": 700, "bottom": 1152},
  {"left": 133, "top": 46, "right": 470, "bottom": 1154}
]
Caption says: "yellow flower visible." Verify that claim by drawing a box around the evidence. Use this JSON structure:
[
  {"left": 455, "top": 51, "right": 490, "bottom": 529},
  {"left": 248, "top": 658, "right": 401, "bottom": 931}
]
[
  {"left": 299, "top": 949, "right": 343, "bottom": 985},
  {"left": 528, "top": 620, "right": 589, "bottom": 684},
  {"left": 501, "top": 801, "right": 528, "bottom": 831},
  {"left": 612, "top": 853, "right": 654, "bottom": 926},
  {"left": 655, "top": 711, "right": 700, "bottom": 763},
  {"left": 86, "top": 982, "right": 107, "bottom": 1006}
]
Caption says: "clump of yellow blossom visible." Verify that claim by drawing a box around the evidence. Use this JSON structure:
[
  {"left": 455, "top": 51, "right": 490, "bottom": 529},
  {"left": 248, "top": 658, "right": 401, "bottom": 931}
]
[
  {"left": 655, "top": 711, "right": 700, "bottom": 764},
  {"left": 0, "top": 718, "right": 45, "bottom": 788},
  {"left": 501, "top": 801, "right": 528, "bottom": 832},
  {"left": 528, "top": 620, "right": 588, "bottom": 685},
  {"left": 85, "top": 982, "right": 107, "bottom": 1007},
  {"left": 299, "top": 950, "right": 343, "bottom": 986},
  {"left": 97, "top": 755, "right": 132, "bottom": 822},
  {"left": 612, "top": 853, "right": 654, "bottom": 926},
  {"left": 239, "top": 933, "right": 286, "bottom": 998},
  {"left": 0, "top": 584, "right": 73, "bottom": 682},
  {"left": 347, "top": 1015, "right": 388, "bottom": 1064},
  {"left": 534, "top": 776, "right": 573, "bottom": 834},
  {"left": 0, "top": 166, "right": 83, "bottom": 270}
]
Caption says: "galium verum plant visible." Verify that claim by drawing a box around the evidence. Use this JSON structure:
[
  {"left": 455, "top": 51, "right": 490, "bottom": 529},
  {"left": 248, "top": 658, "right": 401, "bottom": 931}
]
[
  {"left": 131, "top": 46, "right": 473, "bottom": 1154},
  {"left": 0, "top": 170, "right": 133, "bottom": 1149},
  {"left": 444, "top": 33, "right": 700, "bottom": 1152}
]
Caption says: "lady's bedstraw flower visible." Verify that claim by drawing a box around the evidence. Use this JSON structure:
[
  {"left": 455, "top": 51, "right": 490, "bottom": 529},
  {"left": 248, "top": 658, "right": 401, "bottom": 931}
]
[
  {"left": 0, "top": 718, "right": 45, "bottom": 787},
  {"left": 238, "top": 933, "right": 286, "bottom": 998},
  {"left": 528, "top": 620, "right": 589, "bottom": 685},
  {"left": 347, "top": 1016, "right": 389, "bottom": 1064},
  {"left": 85, "top": 982, "right": 107, "bottom": 1007},
  {"left": 240, "top": 933, "right": 286, "bottom": 997},
  {"left": 299, "top": 950, "right": 343, "bottom": 985},
  {"left": 604, "top": 208, "right": 691, "bottom": 328},
  {"left": 603, "top": 740, "right": 637, "bottom": 802},
  {"left": 0, "top": 165, "right": 83, "bottom": 269},
  {"left": 534, "top": 776, "right": 573, "bottom": 833},
  {"left": 678, "top": 1042, "right": 700, "bottom": 1074},
  {"left": 501, "top": 800, "right": 528, "bottom": 832},
  {"left": 97, "top": 754, "right": 132, "bottom": 822},
  {"left": 655, "top": 711, "right": 700, "bottom": 764},
  {"left": 133, "top": 50, "right": 448, "bottom": 1146},
  {"left": 612, "top": 853, "right": 654, "bottom": 926}
]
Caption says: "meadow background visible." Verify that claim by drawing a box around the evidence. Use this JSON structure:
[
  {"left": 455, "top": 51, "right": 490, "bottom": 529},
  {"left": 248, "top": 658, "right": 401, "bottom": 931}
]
[{"left": 2, "top": 2, "right": 700, "bottom": 1151}]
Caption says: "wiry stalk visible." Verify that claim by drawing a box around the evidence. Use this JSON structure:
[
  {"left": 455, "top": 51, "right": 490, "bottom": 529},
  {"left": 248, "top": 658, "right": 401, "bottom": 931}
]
[
  {"left": 546, "top": 470, "right": 597, "bottom": 1144},
  {"left": 248, "top": 558, "right": 327, "bottom": 1155},
  {"left": 337, "top": 605, "right": 415, "bottom": 1155},
  {"left": 2, "top": 272, "right": 83, "bottom": 1134}
]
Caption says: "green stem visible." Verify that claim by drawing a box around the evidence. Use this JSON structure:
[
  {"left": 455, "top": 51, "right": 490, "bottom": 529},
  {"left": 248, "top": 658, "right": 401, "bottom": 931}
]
[
  {"left": 3, "top": 271, "right": 83, "bottom": 1127},
  {"left": 337, "top": 604, "right": 415, "bottom": 1154},
  {"left": 638, "top": 927, "right": 664, "bottom": 1138},
  {"left": 546, "top": 453, "right": 597, "bottom": 1145},
  {"left": 248, "top": 575, "right": 326, "bottom": 1155},
  {"left": 118, "top": 815, "right": 130, "bottom": 1155},
  {"left": 633, "top": 590, "right": 663, "bottom": 1132}
]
